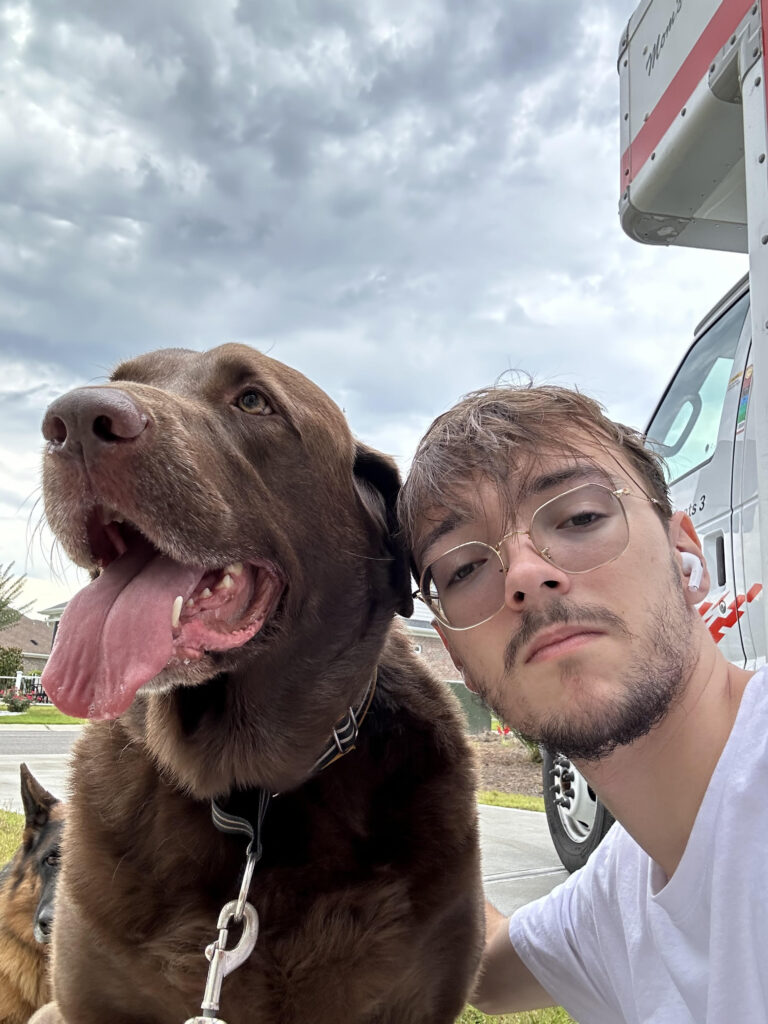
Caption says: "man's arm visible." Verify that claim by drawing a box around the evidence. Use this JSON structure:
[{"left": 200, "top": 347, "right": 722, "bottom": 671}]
[{"left": 471, "top": 901, "right": 555, "bottom": 1015}]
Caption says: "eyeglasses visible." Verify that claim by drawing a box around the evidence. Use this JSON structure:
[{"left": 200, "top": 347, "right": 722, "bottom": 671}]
[{"left": 417, "top": 482, "right": 659, "bottom": 631}]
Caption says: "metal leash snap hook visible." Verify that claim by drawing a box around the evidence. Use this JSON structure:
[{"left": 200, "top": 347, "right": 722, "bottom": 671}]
[
  {"left": 183, "top": 899, "right": 259, "bottom": 1024},
  {"left": 234, "top": 852, "right": 257, "bottom": 923}
]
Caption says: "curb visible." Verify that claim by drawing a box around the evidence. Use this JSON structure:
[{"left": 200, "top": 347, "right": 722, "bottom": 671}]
[{"left": 0, "top": 724, "right": 83, "bottom": 732}]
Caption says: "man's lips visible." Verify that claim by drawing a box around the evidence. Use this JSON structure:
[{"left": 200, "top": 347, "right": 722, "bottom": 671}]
[{"left": 524, "top": 626, "right": 605, "bottom": 664}]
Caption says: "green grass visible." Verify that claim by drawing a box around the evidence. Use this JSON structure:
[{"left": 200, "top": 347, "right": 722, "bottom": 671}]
[
  {"left": 478, "top": 791, "right": 545, "bottom": 812},
  {"left": 0, "top": 705, "right": 85, "bottom": 725},
  {"left": 0, "top": 808, "right": 23, "bottom": 863},
  {"left": 458, "top": 1005, "right": 574, "bottom": 1022}
]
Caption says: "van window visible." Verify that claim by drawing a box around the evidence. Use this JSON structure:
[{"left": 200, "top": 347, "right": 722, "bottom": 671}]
[{"left": 646, "top": 293, "right": 749, "bottom": 483}]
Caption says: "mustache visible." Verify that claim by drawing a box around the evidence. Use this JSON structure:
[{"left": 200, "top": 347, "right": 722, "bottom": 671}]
[{"left": 504, "top": 599, "right": 631, "bottom": 671}]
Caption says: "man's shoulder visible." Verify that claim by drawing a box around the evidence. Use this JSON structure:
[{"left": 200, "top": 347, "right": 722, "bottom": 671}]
[{"left": 730, "top": 665, "right": 768, "bottom": 748}]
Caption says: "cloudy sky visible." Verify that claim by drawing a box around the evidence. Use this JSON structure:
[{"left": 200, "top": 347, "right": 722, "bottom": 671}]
[{"left": 0, "top": 0, "right": 747, "bottom": 614}]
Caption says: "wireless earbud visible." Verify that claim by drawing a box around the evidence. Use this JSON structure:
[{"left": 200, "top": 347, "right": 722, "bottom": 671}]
[{"left": 680, "top": 552, "right": 704, "bottom": 592}]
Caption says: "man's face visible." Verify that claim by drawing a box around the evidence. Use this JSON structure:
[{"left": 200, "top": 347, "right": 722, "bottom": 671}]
[{"left": 415, "top": 444, "right": 700, "bottom": 762}]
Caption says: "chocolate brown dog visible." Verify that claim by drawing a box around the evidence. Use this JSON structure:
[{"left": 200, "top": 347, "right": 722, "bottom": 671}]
[{"left": 33, "top": 345, "right": 482, "bottom": 1024}]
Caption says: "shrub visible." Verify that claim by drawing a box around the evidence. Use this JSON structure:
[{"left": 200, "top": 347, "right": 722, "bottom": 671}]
[
  {"left": 0, "top": 645, "right": 22, "bottom": 678},
  {"left": 4, "top": 694, "right": 29, "bottom": 712}
]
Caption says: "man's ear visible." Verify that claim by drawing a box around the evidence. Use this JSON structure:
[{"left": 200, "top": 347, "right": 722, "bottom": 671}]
[
  {"left": 670, "top": 511, "right": 710, "bottom": 604},
  {"left": 433, "top": 619, "right": 479, "bottom": 693},
  {"left": 353, "top": 443, "right": 414, "bottom": 618}
]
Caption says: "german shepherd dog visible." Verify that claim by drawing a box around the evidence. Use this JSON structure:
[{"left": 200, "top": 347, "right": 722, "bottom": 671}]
[
  {"left": 0, "top": 764, "right": 63, "bottom": 1024},
  {"left": 32, "top": 345, "right": 483, "bottom": 1024}
]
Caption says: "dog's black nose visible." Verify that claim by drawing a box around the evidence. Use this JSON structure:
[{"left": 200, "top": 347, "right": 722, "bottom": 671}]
[
  {"left": 42, "top": 387, "right": 148, "bottom": 457},
  {"left": 34, "top": 902, "right": 54, "bottom": 943}
]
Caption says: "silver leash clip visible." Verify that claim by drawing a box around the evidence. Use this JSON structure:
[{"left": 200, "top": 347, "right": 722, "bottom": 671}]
[
  {"left": 183, "top": 899, "right": 259, "bottom": 1024},
  {"left": 234, "top": 852, "right": 257, "bottom": 923}
]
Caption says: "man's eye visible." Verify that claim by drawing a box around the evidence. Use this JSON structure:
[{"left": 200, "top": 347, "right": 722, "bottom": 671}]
[
  {"left": 236, "top": 390, "right": 272, "bottom": 415},
  {"left": 560, "top": 511, "right": 605, "bottom": 529},
  {"left": 447, "top": 560, "right": 484, "bottom": 587}
]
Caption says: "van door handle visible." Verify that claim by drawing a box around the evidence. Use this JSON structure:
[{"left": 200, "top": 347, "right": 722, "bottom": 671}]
[{"left": 715, "top": 534, "right": 726, "bottom": 588}]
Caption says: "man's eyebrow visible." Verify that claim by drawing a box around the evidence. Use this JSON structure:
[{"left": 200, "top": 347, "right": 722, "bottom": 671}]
[
  {"left": 416, "top": 511, "right": 467, "bottom": 566},
  {"left": 415, "top": 463, "right": 614, "bottom": 567},
  {"left": 524, "top": 463, "right": 613, "bottom": 498}
]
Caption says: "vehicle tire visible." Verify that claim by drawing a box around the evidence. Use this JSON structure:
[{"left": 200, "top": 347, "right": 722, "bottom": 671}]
[{"left": 542, "top": 750, "right": 615, "bottom": 873}]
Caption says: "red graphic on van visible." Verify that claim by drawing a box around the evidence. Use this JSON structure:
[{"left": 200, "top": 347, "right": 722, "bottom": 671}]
[{"left": 698, "top": 584, "right": 763, "bottom": 643}]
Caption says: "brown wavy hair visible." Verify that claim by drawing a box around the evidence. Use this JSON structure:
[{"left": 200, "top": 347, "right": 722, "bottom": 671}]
[{"left": 399, "top": 383, "right": 672, "bottom": 569}]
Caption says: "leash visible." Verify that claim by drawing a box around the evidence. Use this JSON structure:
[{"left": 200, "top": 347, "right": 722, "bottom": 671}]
[{"left": 184, "top": 670, "right": 378, "bottom": 1023}]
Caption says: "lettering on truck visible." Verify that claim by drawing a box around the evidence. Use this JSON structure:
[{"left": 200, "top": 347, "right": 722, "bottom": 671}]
[{"left": 645, "top": 0, "right": 684, "bottom": 77}]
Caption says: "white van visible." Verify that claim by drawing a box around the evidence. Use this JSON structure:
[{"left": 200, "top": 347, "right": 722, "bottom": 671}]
[{"left": 543, "top": 0, "right": 768, "bottom": 870}]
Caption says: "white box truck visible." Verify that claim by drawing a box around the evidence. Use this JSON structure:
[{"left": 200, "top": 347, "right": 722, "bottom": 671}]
[{"left": 544, "top": 0, "right": 768, "bottom": 871}]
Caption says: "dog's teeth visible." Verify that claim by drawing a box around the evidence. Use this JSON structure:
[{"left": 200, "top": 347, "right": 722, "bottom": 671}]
[
  {"left": 185, "top": 597, "right": 195, "bottom": 608},
  {"left": 171, "top": 595, "right": 183, "bottom": 629},
  {"left": 97, "top": 507, "right": 125, "bottom": 526},
  {"left": 224, "top": 562, "right": 244, "bottom": 576},
  {"left": 200, "top": 588, "right": 212, "bottom": 599},
  {"left": 216, "top": 574, "right": 234, "bottom": 591}
]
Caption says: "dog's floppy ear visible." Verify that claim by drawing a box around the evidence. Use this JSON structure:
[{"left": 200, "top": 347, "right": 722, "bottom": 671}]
[
  {"left": 353, "top": 443, "right": 414, "bottom": 618},
  {"left": 20, "top": 762, "right": 58, "bottom": 833}
]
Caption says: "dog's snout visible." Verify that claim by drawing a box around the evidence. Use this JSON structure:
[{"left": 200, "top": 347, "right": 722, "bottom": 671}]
[
  {"left": 42, "top": 387, "right": 148, "bottom": 455},
  {"left": 34, "top": 901, "right": 54, "bottom": 943}
]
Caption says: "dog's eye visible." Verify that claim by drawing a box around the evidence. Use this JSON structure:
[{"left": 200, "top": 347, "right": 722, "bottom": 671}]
[
  {"left": 44, "top": 851, "right": 60, "bottom": 868},
  {"left": 236, "top": 390, "right": 272, "bottom": 416}
]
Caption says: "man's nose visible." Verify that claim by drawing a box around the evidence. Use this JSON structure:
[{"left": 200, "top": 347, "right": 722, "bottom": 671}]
[{"left": 501, "top": 535, "right": 570, "bottom": 608}]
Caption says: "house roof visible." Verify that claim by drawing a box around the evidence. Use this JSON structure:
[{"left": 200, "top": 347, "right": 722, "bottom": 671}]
[
  {"left": 37, "top": 602, "right": 69, "bottom": 619},
  {"left": 0, "top": 614, "right": 54, "bottom": 656}
]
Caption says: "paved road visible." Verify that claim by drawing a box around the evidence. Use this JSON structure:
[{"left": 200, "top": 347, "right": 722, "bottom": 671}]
[
  {"left": 0, "top": 726, "right": 81, "bottom": 812},
  {"left": 0, "top": 727, "right": 80, "bottom": 757},
  {"left": 0, "top": 727, "right": 569, "bottom": 912}
]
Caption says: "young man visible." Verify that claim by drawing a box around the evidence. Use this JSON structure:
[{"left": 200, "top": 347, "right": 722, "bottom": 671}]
[{"left": 398, "top": 384, "right": 766, "bottom": 1023}]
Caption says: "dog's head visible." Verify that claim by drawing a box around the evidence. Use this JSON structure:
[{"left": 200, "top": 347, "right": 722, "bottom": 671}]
[
  {"left": 17, "top": 763, "right": 63, "bottom": 946},
  {"left": 41, "top": 345, "right": 411, "bottom": 741}
]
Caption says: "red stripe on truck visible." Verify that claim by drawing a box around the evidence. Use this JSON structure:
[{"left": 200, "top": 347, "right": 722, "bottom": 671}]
[
  {"left": 621, "top": 0, "right": 753, "bottom": 186},
  {"left": 698, "top": 583, "right": 763, "bottom": 643}
]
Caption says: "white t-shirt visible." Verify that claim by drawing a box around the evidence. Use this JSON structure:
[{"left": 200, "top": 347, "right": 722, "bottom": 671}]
[{"left": 509, "top": 666, "right": 768, "bottom": 1024}]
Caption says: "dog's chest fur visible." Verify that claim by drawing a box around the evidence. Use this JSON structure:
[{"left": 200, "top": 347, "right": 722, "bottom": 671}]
[{"left": 56, "top": 634, "right": 481, "bottom": 1023}]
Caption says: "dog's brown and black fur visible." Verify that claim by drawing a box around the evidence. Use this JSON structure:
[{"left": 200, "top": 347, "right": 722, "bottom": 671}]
[
  {"left": 32, "top": 345, "right": 482, "bottom": 1024},
  {"left": 0, "top": 765, "right": 63, "bottom": 1024}
]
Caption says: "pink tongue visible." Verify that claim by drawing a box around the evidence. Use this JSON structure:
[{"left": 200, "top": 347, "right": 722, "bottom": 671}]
[{"left": 42, "top": 547, "right": 203, "bottom": 720}]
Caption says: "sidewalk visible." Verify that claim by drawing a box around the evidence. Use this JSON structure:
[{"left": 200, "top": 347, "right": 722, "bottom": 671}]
[{"left": 0, "top": 723, "right": 82, "bottom": 731}]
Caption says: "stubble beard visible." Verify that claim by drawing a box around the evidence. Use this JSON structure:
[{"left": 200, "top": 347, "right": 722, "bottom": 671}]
[{"left": 465, "top": 556, "right": 698, "bottom": 763}]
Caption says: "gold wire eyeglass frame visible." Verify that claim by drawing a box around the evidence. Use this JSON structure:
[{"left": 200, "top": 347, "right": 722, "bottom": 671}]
[{"left": 415, "top": 483, "right": 660, "bottom": 631}]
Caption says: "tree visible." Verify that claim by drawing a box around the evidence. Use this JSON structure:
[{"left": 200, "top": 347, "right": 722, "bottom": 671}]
[{"left": 0, "top": 563, "right": 33, "bottom": 630}]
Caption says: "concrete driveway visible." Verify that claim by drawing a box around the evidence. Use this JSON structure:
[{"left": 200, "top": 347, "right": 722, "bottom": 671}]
[{"left": 478, "top": 804, "right": 569, "bottom": 914}]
